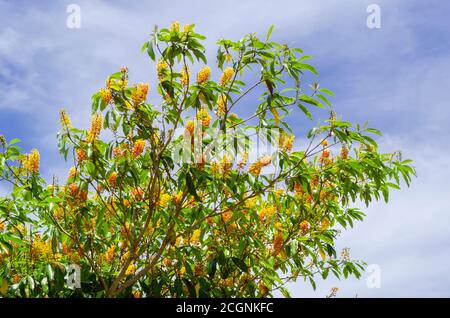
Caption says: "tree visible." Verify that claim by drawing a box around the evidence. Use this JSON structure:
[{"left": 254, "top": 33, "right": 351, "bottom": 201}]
[{"left": 0, "top": 22, "right": 415, "bottom": 298}]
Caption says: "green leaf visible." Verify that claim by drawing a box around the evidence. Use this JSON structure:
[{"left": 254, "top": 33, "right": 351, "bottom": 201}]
[
  {"left": 266, "top": 25, "right": 274, "bottom": 41},
  {"left": 298, "top": 104, "right": 313, "bottom": 120}
]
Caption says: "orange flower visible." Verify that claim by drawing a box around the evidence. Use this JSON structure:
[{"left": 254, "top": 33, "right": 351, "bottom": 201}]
[
  {"left": 273, "top": 232, "right": 283, "bottom": 255},
  {"left": 300, "top": 220, "right": 310, "bottom": 233},
  {"left": 69, "top": 183, "right": 78, "bottom": 196},
  {"left": 108, "top": 172, "right": 117, "bottom": 188},
  {"left": 132, "top": 188, "right": 144, "bottom": 201},
  {"left": 132, "top": 139, "right": 146, "bottom": 158}
]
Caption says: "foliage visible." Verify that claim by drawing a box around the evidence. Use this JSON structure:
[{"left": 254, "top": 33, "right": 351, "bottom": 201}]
[{"left": 0, "top": 23, "right": 415, "bottom": 298}]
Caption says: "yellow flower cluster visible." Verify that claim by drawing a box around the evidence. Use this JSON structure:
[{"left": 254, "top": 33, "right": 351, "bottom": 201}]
[
  {"left": 219, "top": 67, "right": 234, "bottom": 86},
  {"left": 158, "top": 193, "right": 172, "bottom": 208},
  {"left": 0, "top": 221, "right": 5, "bottom": 232},
  {"left": 248, "top": 155, "right": 272, "bottom": 176},
  {"left": 278, "top": 133, "right": 294, "bottom": 152},
  {"left": 59, "top": 109, "right": 72, "bottom": 130},
  {"left": 87, "top": 113, "right": 102, "bottom": 143},
  {"left": 321, "top": 217, "right": 330, "bottom": 231},
  {"left": 244, "top": 196, "right": 257, "bottom": 209},
  {"left": 258, "top": 205, "right": 276, "bottom": 220},
  {"left": 131, "top": 82, "right": 149, "bottom": 106},
  {"left": 68, "top": 167, "right": 78, "bottom": 179},
  {"left": 100, "top": 87, "right": 112, "bottom": 104},
  {"left": 197, "top": 66, "right": 211, "bottom": 84},
  {"left": 196, "top": 108, "right": 211, "bottom": 127},
  {"left": 217, "top": 95, "right": 227, "bottom": 116},
  {"left": 180, "top": 65, "right": 190, "bottom": 87},
  {"left": 237, "top": 151, "right": 249, "bottom": 170},
  {"left": 23, "top": 149, "right": 40, "bottom": 174},
  {"left": 131, "top": 139, "right": 146, "bottom": 158},
  {"left": 340, "top": 146, "right": 349, "bottom": 160},
  {"left": 185, "top": 120, "right": 195, "bottom": 136},
  {"left": 190, "top": 229, "right": 201, "bottom": 244},
  {"left": 157, "top": 59, "right": 169, "bottom": 81},
  {"left": 170, "top": 21, "right": 180, "bottom": 32},
  {"left": 76, "top": 148, "right": 87, "bottom": 163},
  {"left": 31, "top": 236, "right": 52, "bottom": 260}
]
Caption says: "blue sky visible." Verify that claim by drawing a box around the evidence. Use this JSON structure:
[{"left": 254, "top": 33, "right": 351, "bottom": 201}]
[{"left": 1, "top": 0, "right": 450, "bottom": 297}]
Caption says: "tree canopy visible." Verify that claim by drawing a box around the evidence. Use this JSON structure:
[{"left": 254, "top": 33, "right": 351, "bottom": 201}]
[{"left": 0, "top": 22, "right": 415, "bottom": 298}]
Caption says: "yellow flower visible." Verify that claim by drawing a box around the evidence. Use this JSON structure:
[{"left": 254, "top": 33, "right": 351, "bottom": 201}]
[
  {"left": 259, "top": 155, "right": 272, "bottom": 167},
  {"left": 190, "top": 229, "right": 201, "bottom": 244},
  {"left": 197, "top": 66, "right": 211, "bottom": 84},
  {"left": 274, "top": 222, "right": 283, "bottom": 231},
  {"left": 131, "top": 139, "right": 146, "bottom": 158},
  {"left": 185, "top": 120, "right": 195, "bottom": 135},
  {"left": 244, "top": 196, "right": 257, "bottom": 209},
  {"left": 237, "top": 152, "right": 249, "bottom": 170},
  {"left": 220, "top": 154, "right": 233, "bottom": 174},
  {"left": 0, "top": 221, "right": 5, "bottom": 232},
  {"left": 131, "top": 82, "right": 149, "bottom": 106},
  {"left": 180, "top": 65, "right": 190, "bottom": 87},
  {"left": 248, "top": 161, "right": 262, "bottom": 176},
  {"left": 125, "top": 263, "right": 136, "bottom": 276},
  {"left": 178, "top": 266, "right": 186, "bottom": 277},
  {"left": 76, "top": 148, "right": 87, "bottom": 163},
  {"left": 321, "top": 139, "right": 328, "bottom": 147},
  {"left": 279, "top": 133, "right": 294, "bottom": 152},
  {"left": 170, "top": 21, "right": 180, "bottom": 32},
  {"left": 87, "top": 113, "right": 102, "bottom": 143},
  {"left": 31, "top": 238, "right": 52, "bottom": 260},
  {"left": 157, "top": 59, "right": 169, "bottom": 81},
  {"left": 23, "top": 149, "right": 40, "bottom": 174},
  {"left": 158, "top": 193, "right": 172, "bottom": 208},
  {"left": 225, "top": 53, "right": 233, "bottom": 63},
  {"left": 173, "top": 191, "right": 183, "bottom": 205},
  {"left": 59, "top": 109, "right": 72, "bottom": 130},
  {"left": 68, "top": 167, "right": 78, "bottom": 179},
  {"left": 340, "top": 146, "right": 349, "bottom": 160},
  {"left": 217, "top": 95, "right": 227, "bottom": 116},
  {"left": 321, "top": 218, "right": 330, "bottom": 231},
  {"left": 196, "top": 108, "right": 211, "bottom": 127},
  {"left": 258, "top": 205, "right": 276, "bottom": 220},
  {"left": 219, "top": 67, "right": 234, "bottom": 86},
  {"left": 100, "top": 88, "right": 112, "bottom": 104},
  {"left": 183, "top": 24, "right": 193, "bottom": 33}
]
